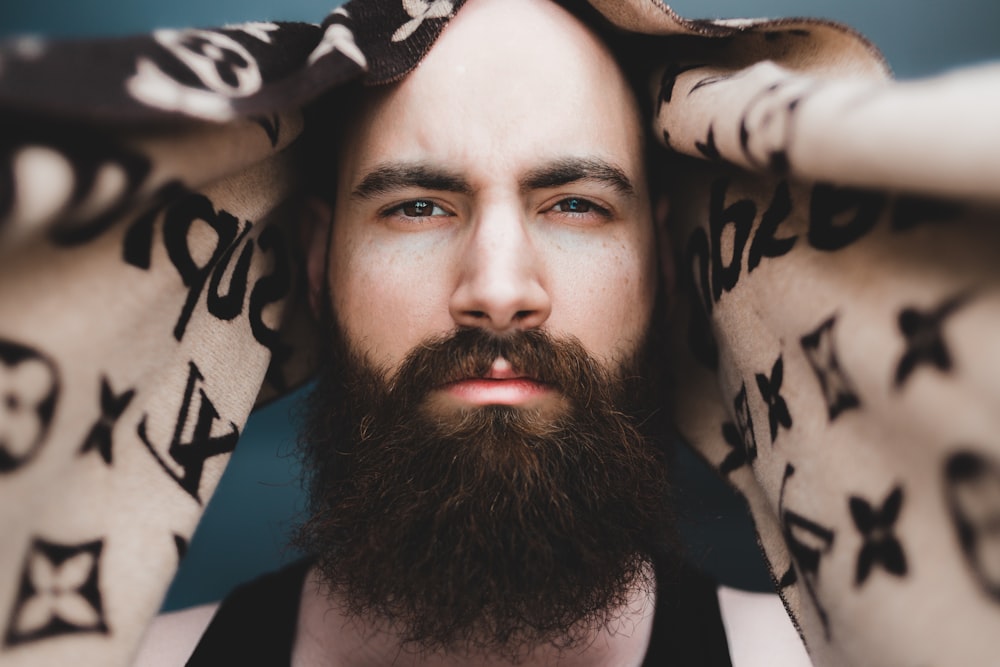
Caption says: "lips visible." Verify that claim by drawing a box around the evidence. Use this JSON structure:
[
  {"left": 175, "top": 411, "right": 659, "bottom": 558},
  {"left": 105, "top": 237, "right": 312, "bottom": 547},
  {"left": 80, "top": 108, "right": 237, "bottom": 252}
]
[
  {"left": 442, "top": 377, "right": 553, "bottom": 405},
  {"left": 438, "top": 358, "right": 555, "bottom": 406}
]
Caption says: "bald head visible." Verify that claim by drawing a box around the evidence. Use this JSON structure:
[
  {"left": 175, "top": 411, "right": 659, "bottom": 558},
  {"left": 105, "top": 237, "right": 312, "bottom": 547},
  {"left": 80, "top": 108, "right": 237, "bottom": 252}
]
[{"left": 378, "top": 0, "right": 644, "bottom": 140}]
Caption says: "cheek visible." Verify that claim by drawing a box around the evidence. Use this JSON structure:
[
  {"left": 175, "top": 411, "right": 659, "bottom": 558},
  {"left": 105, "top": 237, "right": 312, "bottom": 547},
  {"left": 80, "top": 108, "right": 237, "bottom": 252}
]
[
  {"left": 328, "top": 232, "right": 452, "bottom": 366},
  {"left": 547, "top": 233, "right": 657, "bottom": 362}
]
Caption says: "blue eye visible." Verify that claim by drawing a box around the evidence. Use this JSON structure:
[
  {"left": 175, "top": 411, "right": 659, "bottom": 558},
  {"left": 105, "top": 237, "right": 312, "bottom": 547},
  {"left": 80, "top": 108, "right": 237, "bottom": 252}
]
[
  {"left": 559, "top": 197, "right": 591, "bottom": 213},
  {"left": 551, "top": 197, "right": 610, "bottom": 217}
]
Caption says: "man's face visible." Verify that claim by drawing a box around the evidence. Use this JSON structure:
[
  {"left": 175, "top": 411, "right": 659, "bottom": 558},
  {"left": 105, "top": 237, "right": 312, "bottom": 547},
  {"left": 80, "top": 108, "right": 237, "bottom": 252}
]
[
  {"left": 299, "top": 0, "right": 672, "bottom": 657},
  {"left": 309, "top": 0, "right": 659, "bottom": 392}
]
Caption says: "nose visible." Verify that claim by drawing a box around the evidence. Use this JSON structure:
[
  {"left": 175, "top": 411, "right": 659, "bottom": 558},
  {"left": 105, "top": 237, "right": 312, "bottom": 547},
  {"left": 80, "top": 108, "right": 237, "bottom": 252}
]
[{"left": 449, "top": 207, "right": 551, "bottom": 333}]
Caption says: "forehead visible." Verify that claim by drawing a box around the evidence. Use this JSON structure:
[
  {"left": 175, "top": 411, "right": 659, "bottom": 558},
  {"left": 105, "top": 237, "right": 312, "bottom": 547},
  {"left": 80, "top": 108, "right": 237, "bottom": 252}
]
[{"left": 337, "top": 0, "right": 645, "bottom": 188}]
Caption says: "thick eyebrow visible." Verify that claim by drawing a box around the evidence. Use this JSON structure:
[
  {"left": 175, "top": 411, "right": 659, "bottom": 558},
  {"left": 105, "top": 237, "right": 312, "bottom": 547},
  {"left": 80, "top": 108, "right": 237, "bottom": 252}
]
[
  {"left": 519, "top": 157, "right": 635, "bottom": 196},
  {"left": 351, "top": 163, "right": 473, "bottom": 200}
]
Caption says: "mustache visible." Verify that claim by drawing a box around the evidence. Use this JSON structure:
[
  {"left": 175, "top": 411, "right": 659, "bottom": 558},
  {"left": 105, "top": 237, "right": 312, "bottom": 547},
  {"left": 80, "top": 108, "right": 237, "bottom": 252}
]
[{"left": 383, "top": 327, "right": 624, "bottom": 404}]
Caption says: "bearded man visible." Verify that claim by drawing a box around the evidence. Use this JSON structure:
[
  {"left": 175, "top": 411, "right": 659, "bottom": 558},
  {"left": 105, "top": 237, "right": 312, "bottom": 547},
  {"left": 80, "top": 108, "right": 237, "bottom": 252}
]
[{"left": 132, "top": 0, "right": 810, "bottom": 665}]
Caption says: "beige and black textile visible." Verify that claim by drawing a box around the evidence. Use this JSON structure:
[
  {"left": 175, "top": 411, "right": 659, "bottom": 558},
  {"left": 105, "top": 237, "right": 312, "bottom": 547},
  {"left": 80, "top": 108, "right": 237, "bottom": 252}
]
[{"left": 0, "top": 1, "right": 998, "bottom": 665}]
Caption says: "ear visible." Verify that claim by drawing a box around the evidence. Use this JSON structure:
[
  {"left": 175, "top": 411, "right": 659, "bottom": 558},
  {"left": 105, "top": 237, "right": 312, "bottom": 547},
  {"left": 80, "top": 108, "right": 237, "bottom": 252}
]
[
  {"left": 653, "top": 194, "right": 676, "bottom": 303},
  {"left": 300, "top": 196, "right": 334, "bottom": 316}
]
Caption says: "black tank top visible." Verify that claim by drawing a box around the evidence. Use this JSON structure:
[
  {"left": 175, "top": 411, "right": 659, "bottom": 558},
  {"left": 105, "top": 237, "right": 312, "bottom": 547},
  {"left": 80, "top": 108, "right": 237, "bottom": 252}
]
[{"left": 187, "top": 560, "right": 732, "bottom": 666}]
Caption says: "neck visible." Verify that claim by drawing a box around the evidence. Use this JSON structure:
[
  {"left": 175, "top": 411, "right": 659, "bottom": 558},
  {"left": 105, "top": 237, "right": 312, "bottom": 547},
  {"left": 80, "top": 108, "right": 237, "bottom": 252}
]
[{"left": 291, "top": 566, "right": 657, "bottom": 667}]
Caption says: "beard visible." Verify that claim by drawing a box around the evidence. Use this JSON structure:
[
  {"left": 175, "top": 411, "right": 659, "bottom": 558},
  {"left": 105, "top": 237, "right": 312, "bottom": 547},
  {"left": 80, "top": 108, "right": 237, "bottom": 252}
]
[{"left": 295, "top": 309, "right": 678, "bottom": 660}]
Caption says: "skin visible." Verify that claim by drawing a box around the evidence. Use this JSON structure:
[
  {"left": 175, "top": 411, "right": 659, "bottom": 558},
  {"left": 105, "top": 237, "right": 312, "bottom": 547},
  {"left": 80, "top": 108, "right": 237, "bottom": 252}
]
[{"left": 305, "top": 0, "right": 665, "bottom": 418}]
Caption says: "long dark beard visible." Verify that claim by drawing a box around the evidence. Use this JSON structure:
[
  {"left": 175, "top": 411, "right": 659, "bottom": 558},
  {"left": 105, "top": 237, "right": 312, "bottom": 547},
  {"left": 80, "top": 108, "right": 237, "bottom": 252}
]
[{"left": 295, "top": 318, "right": 677, "bottom": 659}]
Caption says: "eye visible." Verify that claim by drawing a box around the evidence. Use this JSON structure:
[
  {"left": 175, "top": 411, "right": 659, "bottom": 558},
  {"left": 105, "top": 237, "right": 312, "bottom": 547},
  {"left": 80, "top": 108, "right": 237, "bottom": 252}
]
[
  {"left": 549, "top": 197, "right": 611, "bottom": 218},
  {"left": 384, "top": 199, "right": 451, "bottom": 218}
]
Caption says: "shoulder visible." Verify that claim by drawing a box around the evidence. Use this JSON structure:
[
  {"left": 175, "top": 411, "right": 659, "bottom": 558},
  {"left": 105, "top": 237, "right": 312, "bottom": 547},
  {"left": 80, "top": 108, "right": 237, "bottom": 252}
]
[
  {"left": 717, "top": 586, "right": 814, "bottom": 667},
  {"left": 131, "top": 603, "right": 219, "bottom": 667}
]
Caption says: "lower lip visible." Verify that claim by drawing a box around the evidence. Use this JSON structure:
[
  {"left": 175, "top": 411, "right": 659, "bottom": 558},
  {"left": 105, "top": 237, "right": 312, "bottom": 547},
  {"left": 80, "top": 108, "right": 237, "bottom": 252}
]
[{"left": 441, "top": 378, "right": 554, "bottom": 406}]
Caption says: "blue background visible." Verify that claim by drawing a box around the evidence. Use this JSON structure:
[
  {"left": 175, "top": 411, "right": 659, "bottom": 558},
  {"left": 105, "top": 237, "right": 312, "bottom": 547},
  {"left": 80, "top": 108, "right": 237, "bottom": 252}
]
[
  {"left": 3, "top": 0, "right": 1000, "bottom": 78},
  {"left": 2, "top": 0, "right": 998, "bottom": 611}
]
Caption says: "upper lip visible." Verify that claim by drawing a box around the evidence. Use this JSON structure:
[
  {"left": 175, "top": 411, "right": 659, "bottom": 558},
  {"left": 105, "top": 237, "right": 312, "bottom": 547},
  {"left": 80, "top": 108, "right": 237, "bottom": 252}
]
[
  {"left": 485, "top": 366, "right": 520, "bottom": 380},
  {"left": 446, "top": 358, "right": 540, "bottom": 383},
  {"left": 483, "top": 357, "right": 541, "bottom": 381}
]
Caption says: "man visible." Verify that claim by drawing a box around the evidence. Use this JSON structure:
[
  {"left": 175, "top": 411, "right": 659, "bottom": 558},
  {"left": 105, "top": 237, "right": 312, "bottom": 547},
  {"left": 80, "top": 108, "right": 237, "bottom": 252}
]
[{"left": 135, "top": 0, "right": 809, "bottom": 664}]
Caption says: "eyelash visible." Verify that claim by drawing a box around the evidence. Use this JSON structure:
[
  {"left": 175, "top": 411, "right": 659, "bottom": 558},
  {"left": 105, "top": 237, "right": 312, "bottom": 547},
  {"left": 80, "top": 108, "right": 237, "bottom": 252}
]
[
  {"left": 380, "top": 199, "right": 452, "bottom": 219},
  {"left": 548, "top": 196, "right": 611, "bottom": 218},
  {"left": 378, "top": 196, "right": 613, "bottom": 222}
]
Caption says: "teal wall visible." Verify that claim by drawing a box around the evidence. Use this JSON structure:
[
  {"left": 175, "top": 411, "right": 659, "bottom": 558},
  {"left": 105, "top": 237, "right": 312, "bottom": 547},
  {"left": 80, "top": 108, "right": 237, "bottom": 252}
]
[
  {"left": 670, "top": 0, "right": 1000, "bottom": 79},
  {"left": 3, "top": 0, "right": 999, "bottom": 77},
  {"left": 2, "top": 0, "right": 998, "bottom": 611}
]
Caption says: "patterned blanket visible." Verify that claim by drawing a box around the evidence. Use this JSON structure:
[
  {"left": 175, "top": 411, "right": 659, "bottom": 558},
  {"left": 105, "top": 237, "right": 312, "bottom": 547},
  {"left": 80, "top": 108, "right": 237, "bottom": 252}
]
[{"left": 0, "top": 0, "right": 998, "bottom": 665}]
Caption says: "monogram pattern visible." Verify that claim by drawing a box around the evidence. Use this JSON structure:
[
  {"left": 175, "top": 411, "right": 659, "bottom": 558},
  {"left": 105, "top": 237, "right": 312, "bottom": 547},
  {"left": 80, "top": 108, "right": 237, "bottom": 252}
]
[{"left": 0, "top": 3, "right": 997, "bottom": 667}]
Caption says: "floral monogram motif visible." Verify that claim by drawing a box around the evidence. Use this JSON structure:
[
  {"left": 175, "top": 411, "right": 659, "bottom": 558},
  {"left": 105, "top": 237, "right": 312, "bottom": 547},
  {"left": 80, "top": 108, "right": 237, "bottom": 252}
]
[
  {"left": 0, "top": 340, "right": 58, "bottom": 473},
  {"left": 5, "top": 539, "right": 107, "bottom": 646},
  {"left": 309, "top": 9, "right": 367, "bottom": 68},
  {"left": 392, "top": 0, "right": 455, "bottom": 42}
]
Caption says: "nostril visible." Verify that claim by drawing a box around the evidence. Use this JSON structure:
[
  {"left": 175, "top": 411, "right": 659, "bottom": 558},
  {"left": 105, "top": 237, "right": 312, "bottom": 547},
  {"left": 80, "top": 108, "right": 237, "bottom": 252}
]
[{"left": 513, "top": 310, "right": 534, "bottom": 321}]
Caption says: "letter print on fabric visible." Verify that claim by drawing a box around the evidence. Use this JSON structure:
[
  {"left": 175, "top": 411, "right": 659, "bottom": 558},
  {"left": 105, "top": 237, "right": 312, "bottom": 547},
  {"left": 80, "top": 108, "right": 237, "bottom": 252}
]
[
  {"left": 160, "top": 193, "right": 254, "bottom": 342},
  {"left": 0, "top": 339, "right": 59, "bottom": 474},
  {"left": 747, "top": 181, "right": 795, "bottom": 272},
  {"left": 121, "top": 192, "right": 294, "bottom": 390},
  {"left": 695, "top": 179, "right": 799, "bottom": 308},
  {"left": 944, "top": 450, "right": 1000, "bottom": 603},
  {"left": 800, "top": 315, "right": 861, "bottom": 421},
  {"left": 894, "top": 291, "right": 972, "bottom": 389},
  {"left": 808, "top": 184, "right": 886, "bottom": 252},
  {"left": 137, "top": 361, "right": 239, "bottom": 504},
  {"left": 780, "top": 464, "right": 835, "bottom": 638},
  {"left": 708, "top": 178, "right": 754, "bottom": 301},
  {"left": 4, "top": 538, "right": 107, "bottom": 647},
  {"left": 657, "top": 62, "right": 703, "bottom": 112},
  {"left": 77, "top": 376, "right": 135, "bottom": 466},
  {"left": 849, "top": 486, "right": 907, "bottom": 586},
  {"left": 739, "top": 79, "right": 816, "bottom": 174},
  {"left": 681, "top": 179, "right": 797, "bottom": 368},
  {"left": 695, "top": 125, "right": 723, "bottom": 162}
]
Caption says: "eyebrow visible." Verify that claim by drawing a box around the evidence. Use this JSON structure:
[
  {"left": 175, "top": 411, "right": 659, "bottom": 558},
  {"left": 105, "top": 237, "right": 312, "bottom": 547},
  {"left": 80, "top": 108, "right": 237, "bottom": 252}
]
[
  {"left": 352, "top": 163, "right": 472, "bottom": 200},
  {"left": 350, "top": 156, "right": 636, "bottom": 200},
  {"left": 519, "top": 157, "right": 635, "bottom": 196}
]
